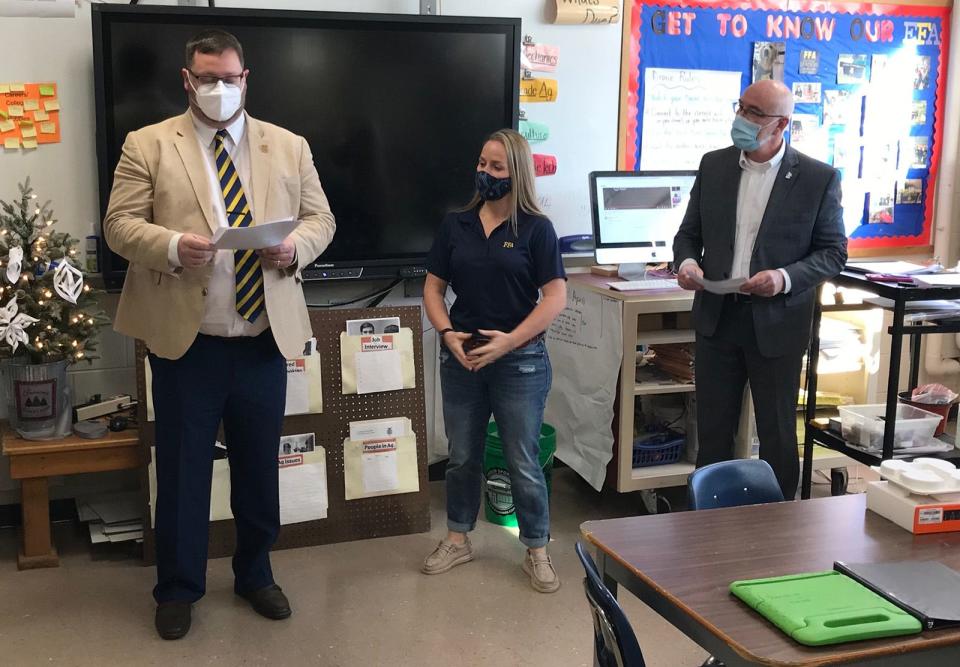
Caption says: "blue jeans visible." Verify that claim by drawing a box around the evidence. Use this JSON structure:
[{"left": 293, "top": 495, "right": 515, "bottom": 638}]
[{"left": 439, "top": 339, "right": 553, "bottom": 548}]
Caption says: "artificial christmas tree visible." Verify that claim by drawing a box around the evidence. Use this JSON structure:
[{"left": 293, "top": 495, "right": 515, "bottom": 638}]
[{"left": 0, "top": 178, "right": 110, "bottom": 439}]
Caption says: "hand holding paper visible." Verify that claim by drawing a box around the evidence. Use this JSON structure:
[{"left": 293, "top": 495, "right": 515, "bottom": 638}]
[
  {"left": 692, "top": 274, "right": 748, "bottom": 295},
  {"left": 211, "top": 218, "right": 300, "bottom": 250},
  {"left": 677, "top": 263, "right": 705, "bottom": 291},
  {"left": 258, "top": 237, "right": 296, "bottom": 269},
  {"left": 741, "top": 270, "right": 785, "bottom": 297}
]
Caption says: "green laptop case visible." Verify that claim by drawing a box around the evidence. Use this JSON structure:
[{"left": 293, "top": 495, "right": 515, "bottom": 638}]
[{"left": 729, "top": 571, "right": 922, "bottom": 646}]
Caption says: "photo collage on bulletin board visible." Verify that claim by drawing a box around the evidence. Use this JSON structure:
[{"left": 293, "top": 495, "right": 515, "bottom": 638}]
[{"left": 619, "top": 0, "right": 950, "bottom": 253}]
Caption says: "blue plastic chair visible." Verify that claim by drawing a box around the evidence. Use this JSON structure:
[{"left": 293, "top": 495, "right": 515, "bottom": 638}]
[
  {"left": 575, "top": 541, "right": 647, "bottom": 667},
  {"left": 687, "top": 459, "right": 784, "bottom": 510},
  {"left": 688, "top": 460, "right": 784, "bottom": 667}
]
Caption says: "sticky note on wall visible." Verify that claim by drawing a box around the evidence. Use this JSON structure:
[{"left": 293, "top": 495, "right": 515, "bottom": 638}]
[
  {"left": 0, "top": 82, "right": 61, "bottom": 148},
  {"left": 533, "top": 154, "right": 558, "bottom": 177},
  {"left": 519, "top": 119, "right": 550, "bottom": 144},
  {"left": 520, "top": 78, "right": 558, "bottom": 103}
]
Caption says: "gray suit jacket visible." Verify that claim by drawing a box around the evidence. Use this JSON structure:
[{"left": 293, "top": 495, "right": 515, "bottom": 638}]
[{"left": 672, "top": 145, "right": 847, "bottom": 358}]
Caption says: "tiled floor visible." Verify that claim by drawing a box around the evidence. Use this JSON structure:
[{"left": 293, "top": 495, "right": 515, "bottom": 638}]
[
  {"left": 0, "top": 467, "right": 714, "bottom": 666},
  {"left": 0, "top": 460, "right": 868, "bottom": 667}
]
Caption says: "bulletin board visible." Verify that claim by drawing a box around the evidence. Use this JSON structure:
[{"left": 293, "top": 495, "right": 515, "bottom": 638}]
[
  {"left": 0, "top": 82, "right": 61, "bottom": 149},
  {"left": 135, "top": 306, "right": 431, "bottom": 564},
  {"left": 618, "top": 0, "right": 951, "bottom": 255}
]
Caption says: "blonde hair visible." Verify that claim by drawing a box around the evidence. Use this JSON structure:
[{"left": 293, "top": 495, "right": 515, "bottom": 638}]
[{"left": 461, "top": 128, "right": 544, "bottom": 235}]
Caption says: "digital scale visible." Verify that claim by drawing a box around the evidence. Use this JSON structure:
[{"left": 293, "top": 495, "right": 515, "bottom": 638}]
[{"left": 866, "top": 481, "right": 960, "bottom": 534}]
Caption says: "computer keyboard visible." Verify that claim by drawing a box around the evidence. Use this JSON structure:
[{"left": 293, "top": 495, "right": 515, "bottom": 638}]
[{"left": 607, "top": 279, "right": 677, "bottom": 291}]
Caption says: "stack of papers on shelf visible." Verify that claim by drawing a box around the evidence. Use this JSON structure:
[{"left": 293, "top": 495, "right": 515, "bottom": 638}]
[
  {"left": 847, "top": 261, "right": 933, "bottom": 275},
  {"left": 912, "top": 274, "right": 960, "bottom": 288},
  {"left": 815, "top": 319, "right": 865, "bottom": 372},
  {"left": 76, "top": 492, "right": 143, "bottom": 544},
  {"left": 863, "top": 297, "right": 960, "bottom": 323}
]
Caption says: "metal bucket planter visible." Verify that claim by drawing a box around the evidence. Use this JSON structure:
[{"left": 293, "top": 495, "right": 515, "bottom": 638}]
[{"left": 0, "top": 357, "right": 72, "bottom": 440}]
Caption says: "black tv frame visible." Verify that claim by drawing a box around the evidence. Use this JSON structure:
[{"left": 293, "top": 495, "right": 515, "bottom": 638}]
[{"left": 92, "top": 4, "right": 521, "bottom": 290}]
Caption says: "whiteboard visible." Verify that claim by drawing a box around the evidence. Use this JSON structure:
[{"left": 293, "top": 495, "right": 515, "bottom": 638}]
[{"left": 0, "top": 0, "right": 621, "bottom": 242}]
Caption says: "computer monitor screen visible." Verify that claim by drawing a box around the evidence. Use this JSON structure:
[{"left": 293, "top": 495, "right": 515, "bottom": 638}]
[{"left": 589, "top": 171, "right": 697, "bottom": 265}]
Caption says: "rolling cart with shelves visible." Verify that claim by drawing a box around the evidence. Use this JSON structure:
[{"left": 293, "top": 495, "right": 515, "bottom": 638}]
[{"left": 801, "top": 272, "right": 960, "bottom": 499}]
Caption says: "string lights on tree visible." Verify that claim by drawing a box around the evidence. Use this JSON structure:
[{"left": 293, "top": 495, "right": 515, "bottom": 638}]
[{"left": 0, "top": 178, "right": 109, "bottom": 364}]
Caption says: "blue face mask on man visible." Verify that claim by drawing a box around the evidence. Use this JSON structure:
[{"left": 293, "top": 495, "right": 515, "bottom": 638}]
[
  {"left": 475, "top": 170, "right": 512, "bottom": 201},
  {"left": 730, "top": 115, "right": 778, "bottom": 152}
]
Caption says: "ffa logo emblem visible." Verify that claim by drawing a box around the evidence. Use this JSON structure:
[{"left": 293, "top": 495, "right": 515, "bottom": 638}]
[{"left": 503, "top": 241, "right": 514, "bottom": 249}]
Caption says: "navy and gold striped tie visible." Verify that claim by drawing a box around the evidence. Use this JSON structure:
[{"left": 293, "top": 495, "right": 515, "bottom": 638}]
[{"left": 214, "top": 129, "right": 264, "bottom": 323}]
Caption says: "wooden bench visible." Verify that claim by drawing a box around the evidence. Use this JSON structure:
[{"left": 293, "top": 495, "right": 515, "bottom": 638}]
[{"left": 2, "top": 427, "right": 141, "bottom": 569}]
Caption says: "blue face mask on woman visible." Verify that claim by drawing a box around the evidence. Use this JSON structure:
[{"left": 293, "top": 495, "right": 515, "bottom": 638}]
[
  {"left": 731, "top": 115, "right": 777, "bottom": 152},
  {"left": 475, "top": 170, "right": 512, "bottom": 201}
]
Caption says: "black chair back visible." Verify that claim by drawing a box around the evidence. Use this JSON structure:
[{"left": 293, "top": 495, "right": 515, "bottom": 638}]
[{"left": 575, "top": 541, "right": 647, "bottom": 667}]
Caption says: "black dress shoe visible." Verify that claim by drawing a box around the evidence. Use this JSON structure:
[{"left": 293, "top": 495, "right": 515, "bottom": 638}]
[
  {"left": 238, "top": 584, "right": 292, "bottom": 620},
  {"left": 155, "top": 601, "right": 192, "bottom": 640}
]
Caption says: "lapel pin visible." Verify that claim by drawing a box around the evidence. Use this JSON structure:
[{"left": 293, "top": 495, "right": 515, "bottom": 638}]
[{"left": 785, "top": 171, "right": 793, "bottom": 179}]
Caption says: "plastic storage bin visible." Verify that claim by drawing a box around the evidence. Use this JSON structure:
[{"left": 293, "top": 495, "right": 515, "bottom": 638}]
[
  {"left": 838, "top": 404, "right": 941, "bottom": 450},
  {"left": 632, "top": 430, "right": 684, "bottom": 468}
]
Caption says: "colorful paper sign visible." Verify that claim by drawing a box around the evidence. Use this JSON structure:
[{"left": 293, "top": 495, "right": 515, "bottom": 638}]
[
  {"left": 519, "top": 78, "right": 558, "bottom": 103},
  {"left": 519, "top": 119, "right": 550, "bottom": 144},
  {"left": 533, "top": 154, "right": 558, "bottom": 176},
  {"left": 0, "top": 82, "right": 60, "bottom": 149},
  {"left": 522, "top": 43, "right": 560, "bottom": 72}
]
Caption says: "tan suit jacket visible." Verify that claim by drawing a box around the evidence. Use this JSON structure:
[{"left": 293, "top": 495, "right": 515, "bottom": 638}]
[{"left": 103, "top": 112, "right": 335, "bottom": 360}]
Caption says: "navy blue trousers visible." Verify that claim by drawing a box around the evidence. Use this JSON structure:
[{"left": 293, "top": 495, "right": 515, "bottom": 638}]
[{"left": 150, "top": 331, "right": 286, "bottom": 604}]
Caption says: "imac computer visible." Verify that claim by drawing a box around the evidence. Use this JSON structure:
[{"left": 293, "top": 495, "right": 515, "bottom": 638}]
[{"left": 589, "top": 171, "right": 698, "bottom": 281}]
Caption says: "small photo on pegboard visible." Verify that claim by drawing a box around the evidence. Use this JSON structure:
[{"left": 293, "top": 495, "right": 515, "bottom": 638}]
[{"left": 0, "top": 82, "right": 61, "bottom": 150}]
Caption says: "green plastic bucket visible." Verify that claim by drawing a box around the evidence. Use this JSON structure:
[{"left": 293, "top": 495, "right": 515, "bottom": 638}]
[{"left": 483, "top": 421, "right": 556, "bottom": 527}]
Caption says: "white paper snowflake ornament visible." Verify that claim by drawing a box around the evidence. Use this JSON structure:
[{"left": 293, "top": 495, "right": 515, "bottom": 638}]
[
  {"left": 53, "top": 261, "right": 83, "bottom": 305},
  {"left": 0, "top": 296, "right": 39, "bottom": 353},
  {"left": 6, "top": 246, "right": 23, "bottom": 284}
]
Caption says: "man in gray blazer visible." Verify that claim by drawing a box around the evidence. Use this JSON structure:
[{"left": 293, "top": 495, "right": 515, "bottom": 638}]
[{"left": 673, "top": 80, "right": 847, "bottom": 499}]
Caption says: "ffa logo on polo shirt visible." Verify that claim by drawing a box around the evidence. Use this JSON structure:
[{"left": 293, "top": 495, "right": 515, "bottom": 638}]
[{"left": 503, "top": 241, "right": 514, "bottom": 248}]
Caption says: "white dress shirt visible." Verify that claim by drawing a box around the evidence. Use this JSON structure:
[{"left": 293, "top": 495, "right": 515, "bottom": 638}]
[
  {"left": 681, "top": 139, "right": 792, "bottom": 294},
  {"left": 168, "top": 111, "right": 269, "bottom": 337}
]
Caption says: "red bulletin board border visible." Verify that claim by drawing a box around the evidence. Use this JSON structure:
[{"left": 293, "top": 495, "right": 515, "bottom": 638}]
[{"left": 619, "top": 1, "right": 952, "bottom": 252}]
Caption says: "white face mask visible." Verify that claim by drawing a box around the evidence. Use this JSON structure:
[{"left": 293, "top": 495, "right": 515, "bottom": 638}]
[{"left": 190, "top": 79, "right": 243, "bottom": 122}]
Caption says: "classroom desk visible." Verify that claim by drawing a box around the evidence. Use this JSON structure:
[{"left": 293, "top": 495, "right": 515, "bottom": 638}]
[
  {"left": 2, "top": 427, "right": 142, "bottom": 570},
  {"left": 581, "top": 494, "right": 960, "bottom": 666}
]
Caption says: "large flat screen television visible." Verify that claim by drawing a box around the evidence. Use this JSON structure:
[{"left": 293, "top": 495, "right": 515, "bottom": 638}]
[{"left": 92, "top": 5, "right": 520, "bottom": 290}]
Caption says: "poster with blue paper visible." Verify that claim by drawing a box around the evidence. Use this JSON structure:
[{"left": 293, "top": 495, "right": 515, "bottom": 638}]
[{"left": 619, "top": 0, "right": 949, "bottom": 253}]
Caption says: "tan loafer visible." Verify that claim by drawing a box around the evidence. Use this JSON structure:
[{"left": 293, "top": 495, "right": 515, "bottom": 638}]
[
  {"left": 523, "top": 550, "right": 561, "bottom": 593},
  {"left": 421, "top": 538, "right": 474, "bottom": 575}
]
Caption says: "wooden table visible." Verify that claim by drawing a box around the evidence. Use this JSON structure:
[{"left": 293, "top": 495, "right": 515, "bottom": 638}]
[
  {"left": 2, "top": 428, "right": 141, "bottom": 570},
  {"left": 581, "top": 495, "right": 960, "bottom": 666}
]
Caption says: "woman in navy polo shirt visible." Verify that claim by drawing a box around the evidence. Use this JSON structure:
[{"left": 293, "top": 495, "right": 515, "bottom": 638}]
[{"left": 420, "top": 129, "right": 567, "bottom": 593}]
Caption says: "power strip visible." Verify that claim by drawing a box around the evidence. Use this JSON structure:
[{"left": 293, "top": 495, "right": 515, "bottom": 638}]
[{"left": 74, "top": 394, "right": 135, "bottom": 421}]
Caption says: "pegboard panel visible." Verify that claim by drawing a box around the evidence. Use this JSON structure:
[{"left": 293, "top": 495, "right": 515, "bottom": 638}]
[{"left": 136, "top": 306, "right": 430, "bottom": 564}]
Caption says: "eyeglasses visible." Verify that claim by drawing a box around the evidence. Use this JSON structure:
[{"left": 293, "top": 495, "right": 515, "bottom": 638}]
[
  {"left": 188, "top": 71, "right": 244, "bottom": 87},
  {"left": 733, "top": 100, "right": 785, "bottom": 120}
]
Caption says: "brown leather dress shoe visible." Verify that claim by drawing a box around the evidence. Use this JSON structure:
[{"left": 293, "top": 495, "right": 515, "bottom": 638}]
[
  {"left": 155, "top": 601, "right": 192, "bottom": 640},
  {"left": 238, "top": 584, "right": 292, "bottom": 620}
]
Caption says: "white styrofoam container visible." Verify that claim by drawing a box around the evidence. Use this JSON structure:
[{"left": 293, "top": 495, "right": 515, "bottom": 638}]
[{"left": 839, "top": 403, "right": 942, "bottom": 450}]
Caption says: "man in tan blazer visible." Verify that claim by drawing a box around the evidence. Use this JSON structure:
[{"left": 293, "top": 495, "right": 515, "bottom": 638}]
[{"left": 103, "top": 29, "right": 335, "bottom": 640}]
